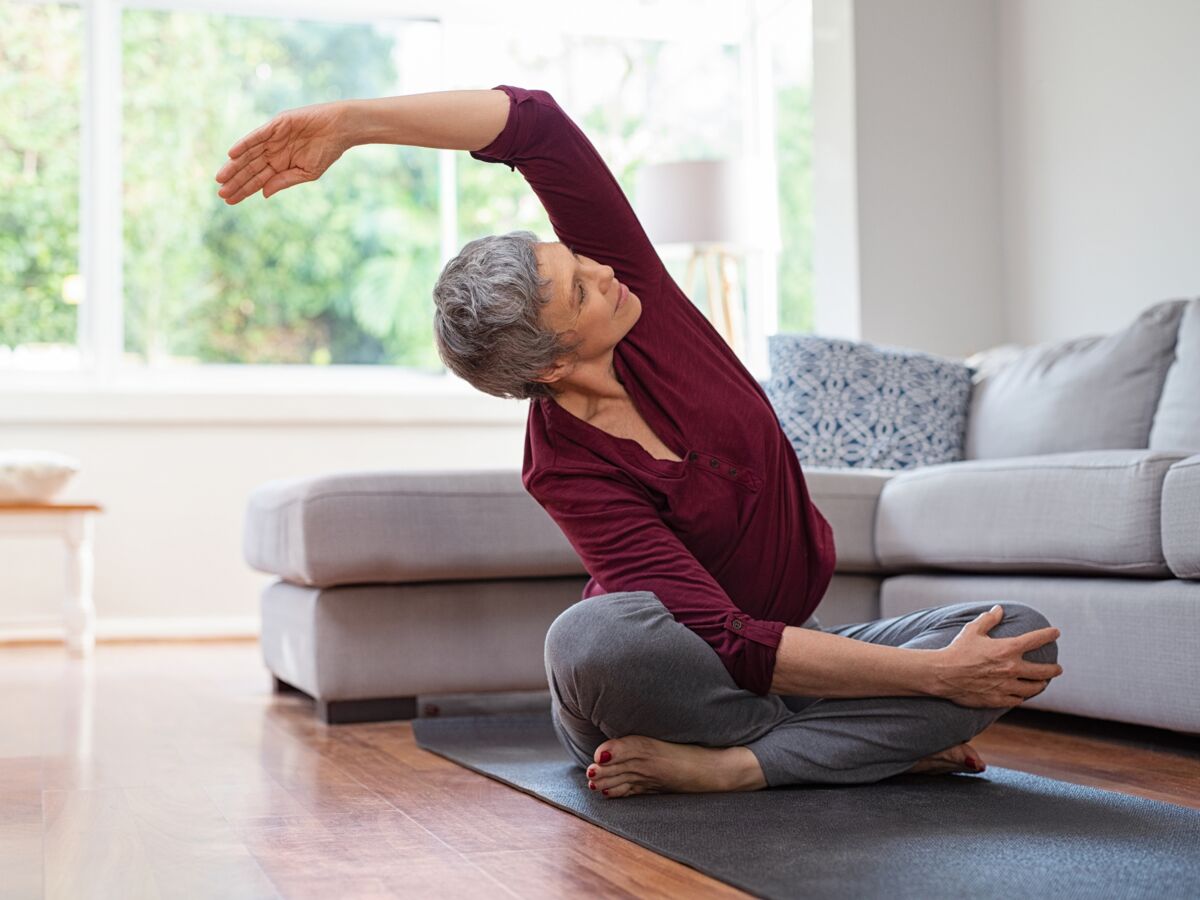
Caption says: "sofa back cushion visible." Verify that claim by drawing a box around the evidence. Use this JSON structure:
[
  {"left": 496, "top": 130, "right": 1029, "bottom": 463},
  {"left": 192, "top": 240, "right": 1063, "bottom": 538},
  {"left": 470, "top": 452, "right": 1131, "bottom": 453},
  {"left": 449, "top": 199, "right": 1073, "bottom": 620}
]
[
  {"left": 964, "top": 299, "right": 1189, "bottom": 460},
  {"left": 1149, "top": 297, "right": 1200, "bottom": 453},
  {"left": 765, "top": 334, "right": 974, "bottom": 470}
]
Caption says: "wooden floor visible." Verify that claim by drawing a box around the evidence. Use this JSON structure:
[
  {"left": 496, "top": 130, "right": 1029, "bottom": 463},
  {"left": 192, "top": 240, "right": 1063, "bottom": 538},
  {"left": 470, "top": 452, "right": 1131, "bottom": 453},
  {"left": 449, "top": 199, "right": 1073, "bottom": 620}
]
[{"left": 2, "top": 640, "right": 1197, "bottom": 900}]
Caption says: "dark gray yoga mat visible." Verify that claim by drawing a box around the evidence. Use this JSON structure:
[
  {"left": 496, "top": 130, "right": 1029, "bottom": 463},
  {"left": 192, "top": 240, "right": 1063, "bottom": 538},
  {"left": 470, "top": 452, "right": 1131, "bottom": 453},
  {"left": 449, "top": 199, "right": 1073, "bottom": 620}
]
[{"left": 412, "top": 710, "right": 1200, "bottom": 900}]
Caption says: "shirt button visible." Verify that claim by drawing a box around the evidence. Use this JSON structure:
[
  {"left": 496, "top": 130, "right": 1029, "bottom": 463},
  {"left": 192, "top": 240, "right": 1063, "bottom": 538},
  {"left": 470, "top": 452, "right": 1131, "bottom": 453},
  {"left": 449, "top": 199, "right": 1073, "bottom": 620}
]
[
  {"left": 709, "top": 458, "right": 719, "bottom": 467},
  {"left": 729, "top": 467, "right": 738, "bottom": 476},
  {"left": 688, "top": 451, "right": 698, "bottom": 461},
  {"left": 732, "top": 619, "right": 743, "bottom": 630}
]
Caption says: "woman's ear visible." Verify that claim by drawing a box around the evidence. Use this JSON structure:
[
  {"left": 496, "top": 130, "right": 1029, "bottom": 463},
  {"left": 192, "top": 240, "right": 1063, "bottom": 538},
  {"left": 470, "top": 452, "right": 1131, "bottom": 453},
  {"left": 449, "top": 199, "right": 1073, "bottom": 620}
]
[{"left": 532, "top": 358, "right": 570, "bottom": 385}]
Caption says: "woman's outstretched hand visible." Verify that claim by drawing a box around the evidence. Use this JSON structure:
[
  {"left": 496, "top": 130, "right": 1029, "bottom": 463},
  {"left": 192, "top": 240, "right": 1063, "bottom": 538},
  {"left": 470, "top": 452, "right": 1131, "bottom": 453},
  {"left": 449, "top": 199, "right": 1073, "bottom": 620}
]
[
  {"left": 215, "top": 100, "right": 352, "bottom": 204},
  {"left": 930, "top": 605, "right": 1063, "bottom": 708}
]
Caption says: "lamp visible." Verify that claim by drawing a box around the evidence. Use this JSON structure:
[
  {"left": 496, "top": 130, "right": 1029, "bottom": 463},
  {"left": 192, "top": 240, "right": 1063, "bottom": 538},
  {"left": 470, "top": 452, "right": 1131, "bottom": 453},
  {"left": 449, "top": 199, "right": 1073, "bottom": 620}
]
[{"left": 635, "top": 158, "right": 755, "bottom": 354}]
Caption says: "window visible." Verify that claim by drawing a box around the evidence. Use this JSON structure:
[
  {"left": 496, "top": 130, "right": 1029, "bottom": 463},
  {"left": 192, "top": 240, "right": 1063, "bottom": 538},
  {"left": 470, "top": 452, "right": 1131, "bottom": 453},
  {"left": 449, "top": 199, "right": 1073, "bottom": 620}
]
[
  {"left": 121, "top": 10, "right": 443, "bottom": 369},
  {"left": 0, "top": 2, "right": 83, "bottom": 367},
  {"left": 770, "top": 0, "right": 815, "bottom": 334},
  {"left": 0, "top": 0, "right": 813, "bottom": 384}
]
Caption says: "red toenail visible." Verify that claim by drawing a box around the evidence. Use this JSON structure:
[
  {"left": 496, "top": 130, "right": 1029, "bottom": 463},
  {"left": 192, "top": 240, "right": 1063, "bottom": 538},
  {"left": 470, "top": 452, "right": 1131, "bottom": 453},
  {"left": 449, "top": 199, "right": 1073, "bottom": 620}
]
[
  {"left": 589, "top": 782, "right": 595, "bottom": 790},
  {"left": 602, "top": 789, "right": 609, "bottom": 795},
  {"left": 587, "top": 769, "right": 596, "bottom": 778},
  {"left": 600, "top": 751, "right": 612, "bottom": 763}
]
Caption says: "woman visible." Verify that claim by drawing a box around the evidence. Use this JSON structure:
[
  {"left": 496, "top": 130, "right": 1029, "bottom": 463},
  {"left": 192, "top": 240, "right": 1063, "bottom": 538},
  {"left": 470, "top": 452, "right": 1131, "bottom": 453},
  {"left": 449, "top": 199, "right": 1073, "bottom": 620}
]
[{"left": 215, "top": 85, "right": 1063, "bottom": 799}]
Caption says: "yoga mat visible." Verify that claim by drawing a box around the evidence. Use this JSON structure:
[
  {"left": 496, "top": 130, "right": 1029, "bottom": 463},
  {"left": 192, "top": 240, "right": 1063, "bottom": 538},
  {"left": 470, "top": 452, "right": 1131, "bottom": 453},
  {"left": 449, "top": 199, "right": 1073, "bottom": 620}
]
[{"left": 412, "top": 710, "right": 1200, "bottom": 900}]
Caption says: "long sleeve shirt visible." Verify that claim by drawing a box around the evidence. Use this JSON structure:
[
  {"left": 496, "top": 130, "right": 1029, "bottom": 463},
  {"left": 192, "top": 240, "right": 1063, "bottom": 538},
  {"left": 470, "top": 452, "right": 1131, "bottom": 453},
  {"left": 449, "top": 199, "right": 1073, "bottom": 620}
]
[{"left": 469, "top": 84, "right": 837, "bottom": 696}]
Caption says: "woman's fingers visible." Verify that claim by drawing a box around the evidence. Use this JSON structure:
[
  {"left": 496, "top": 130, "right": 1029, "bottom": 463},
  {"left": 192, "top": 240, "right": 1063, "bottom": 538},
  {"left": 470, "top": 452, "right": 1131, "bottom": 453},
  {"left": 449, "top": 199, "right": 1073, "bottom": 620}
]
[
  {"left": 227, "top": 117, "right": 281, "bottom": 160},
  {"left": 968, "top": 605, "right": 1004, "bottom": 636},
  {"left": 231, "top": 163, "right": 283, "bottom": 203},
  {"left": 1021, "top": 660, "right": 1063, "bottom": 680},
  {"left": 215, "top": 116, "right": 288, "bottom": 193},
  {"left": 1016, "top": 679, "right": 1049, "bottom": 700},
  {"left": 218, "top": 161, "right": 278, "bottom": 205},
  {"left": 215, "top": 142, "right": 267, "bottom": 185},
  {"left": 993, "top": 678, "right": 1051, "bottom": 706},
  {"left": 218, "top": 154, "right": 272, "bottom": 201},
  {"left": 1014, "top": 625, "right": 1060, "bottom": 653},
  {"left": 262, "top": 168, "right": 309, "bottom": 199}
]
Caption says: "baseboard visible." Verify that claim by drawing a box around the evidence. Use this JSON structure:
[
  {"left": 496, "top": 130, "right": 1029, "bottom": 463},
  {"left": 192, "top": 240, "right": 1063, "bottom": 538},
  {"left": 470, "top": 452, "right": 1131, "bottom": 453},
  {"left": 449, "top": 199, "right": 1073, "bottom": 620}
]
[{"left": 0, "top": 616, "right": 260, "bottom": 644}]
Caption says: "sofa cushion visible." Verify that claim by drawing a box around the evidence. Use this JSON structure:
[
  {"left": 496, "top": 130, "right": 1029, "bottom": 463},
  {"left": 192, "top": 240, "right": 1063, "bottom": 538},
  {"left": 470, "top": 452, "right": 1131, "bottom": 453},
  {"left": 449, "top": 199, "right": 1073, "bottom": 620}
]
[
  {"left": 803, "top": 466, "right": 898, "bottom": 572},
  {"left": 876, "top": 449, "right": 1191, "bottom": 576},
  {"left": 1150, "top": 297, "right": 1200, "bottom": 453},
  {"left": 964, "top": 299, "right": 1189, "bottom": 459},
  {"left": 765, "top": 334, "right": 974, "bottom": 470},
  {"left": 243, "top": 469, "right": 584, "bottom": 587},
  {"left": 1162, "top": 454, "right": 1200, "bottom": 579}
]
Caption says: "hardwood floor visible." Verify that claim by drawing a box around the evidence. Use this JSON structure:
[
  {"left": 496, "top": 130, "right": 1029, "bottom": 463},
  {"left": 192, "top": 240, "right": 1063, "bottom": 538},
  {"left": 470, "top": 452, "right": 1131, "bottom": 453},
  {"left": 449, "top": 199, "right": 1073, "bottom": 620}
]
[{"left": 1, "top": 640, "right": 1197, "bottom": 899}]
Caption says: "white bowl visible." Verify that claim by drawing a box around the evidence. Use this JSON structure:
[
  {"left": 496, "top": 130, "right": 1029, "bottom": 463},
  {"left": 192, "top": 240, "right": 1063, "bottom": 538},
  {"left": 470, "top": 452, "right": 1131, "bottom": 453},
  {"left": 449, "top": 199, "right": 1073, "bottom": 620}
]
[{"left": 0, "top": 450, "right": 82, "bottom": 503}]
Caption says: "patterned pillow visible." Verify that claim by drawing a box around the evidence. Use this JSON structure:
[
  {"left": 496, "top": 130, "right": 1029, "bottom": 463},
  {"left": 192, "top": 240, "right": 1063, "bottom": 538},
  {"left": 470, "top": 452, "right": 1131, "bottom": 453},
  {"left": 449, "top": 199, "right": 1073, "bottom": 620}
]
[{"left": 763, "top": 335, "right": 975, "bottom": 470}]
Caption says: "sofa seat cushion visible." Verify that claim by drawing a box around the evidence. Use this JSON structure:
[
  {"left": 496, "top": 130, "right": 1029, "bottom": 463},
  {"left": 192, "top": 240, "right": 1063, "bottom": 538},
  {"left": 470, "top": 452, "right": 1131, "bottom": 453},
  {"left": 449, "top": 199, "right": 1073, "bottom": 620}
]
[
  {"left": 879, "top": 574, "right": 1200, "bottom": 734},
  {"left": 1162, "top": 455, "right": 1200, "bottom": 579},
  {"left": 803, "top": 466, "right": 898, "bottom": 573},
  {"left": 243, "top": 469, "right": 584, "bottom": 587},
  {"left": 876, "top": 449, "right": 1191, "bottom": 576}
]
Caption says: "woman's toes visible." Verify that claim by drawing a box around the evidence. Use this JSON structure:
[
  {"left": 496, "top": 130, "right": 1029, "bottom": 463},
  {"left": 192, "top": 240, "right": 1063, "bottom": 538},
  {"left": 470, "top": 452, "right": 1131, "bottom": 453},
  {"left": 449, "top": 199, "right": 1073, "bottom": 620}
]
[
  {"left": 587, "top": 742, "right": 624, "bottom": 784},
  {"left": 602, "top": 780, "right": 637, "bottom": 798},
  {"left": 590, "top": 771, "right": 617, "bottom": 791},
  {"left": 593, "top": 740, "right": 619, "bottom": 766}
]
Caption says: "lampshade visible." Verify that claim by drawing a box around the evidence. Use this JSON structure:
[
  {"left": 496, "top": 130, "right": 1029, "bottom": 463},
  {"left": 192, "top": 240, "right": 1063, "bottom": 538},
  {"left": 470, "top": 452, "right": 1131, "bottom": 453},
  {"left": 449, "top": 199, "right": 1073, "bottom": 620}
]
[{"left": 634, "top": 158, "right": 754, "bottom": 248}]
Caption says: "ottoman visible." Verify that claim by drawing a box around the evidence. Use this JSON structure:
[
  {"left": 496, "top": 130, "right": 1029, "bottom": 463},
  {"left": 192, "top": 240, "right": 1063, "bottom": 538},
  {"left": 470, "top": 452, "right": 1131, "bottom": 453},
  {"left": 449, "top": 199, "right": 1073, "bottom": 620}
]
[{"left": 242, "top": 468, "right": 886, "bottom": 723}]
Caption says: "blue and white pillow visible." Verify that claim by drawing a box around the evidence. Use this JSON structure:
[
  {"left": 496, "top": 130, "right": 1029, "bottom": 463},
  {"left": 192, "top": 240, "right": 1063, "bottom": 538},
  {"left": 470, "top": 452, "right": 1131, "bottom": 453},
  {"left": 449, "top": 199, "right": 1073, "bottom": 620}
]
[{"left": 763, "top": 335, "right": 975, "bottom": 470}]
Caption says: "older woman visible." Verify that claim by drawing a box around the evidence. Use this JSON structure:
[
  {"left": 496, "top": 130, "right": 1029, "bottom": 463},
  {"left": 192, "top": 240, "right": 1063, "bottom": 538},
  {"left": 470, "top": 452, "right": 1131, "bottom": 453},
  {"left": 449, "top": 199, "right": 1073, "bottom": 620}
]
[{"left": 216, "top": 85, "right": 1063, "bottom": 799}]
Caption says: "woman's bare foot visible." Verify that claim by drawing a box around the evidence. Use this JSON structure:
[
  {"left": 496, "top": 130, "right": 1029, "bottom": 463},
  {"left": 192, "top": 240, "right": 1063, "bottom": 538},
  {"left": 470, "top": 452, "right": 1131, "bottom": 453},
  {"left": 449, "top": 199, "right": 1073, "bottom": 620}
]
[
  {"left": 585, "top": 735, "right": 768, "bottom": 799},
  {"left": 904, "top": 741, "right": 987, "bottom": 776}
]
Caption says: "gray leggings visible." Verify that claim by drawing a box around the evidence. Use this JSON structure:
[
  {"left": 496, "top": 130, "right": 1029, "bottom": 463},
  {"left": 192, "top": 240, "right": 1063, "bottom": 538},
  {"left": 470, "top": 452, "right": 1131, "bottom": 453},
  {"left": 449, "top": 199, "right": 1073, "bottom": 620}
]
[{"left": 543, "top": 591, "right": 1058, "bottom": 787}]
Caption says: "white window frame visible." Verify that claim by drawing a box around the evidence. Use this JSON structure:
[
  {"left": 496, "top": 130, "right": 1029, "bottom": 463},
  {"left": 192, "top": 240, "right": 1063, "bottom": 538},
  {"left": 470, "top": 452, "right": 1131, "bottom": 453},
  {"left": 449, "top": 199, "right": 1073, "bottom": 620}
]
[{"left": 5, "top": 0, "right": 789, "bottom": 423}]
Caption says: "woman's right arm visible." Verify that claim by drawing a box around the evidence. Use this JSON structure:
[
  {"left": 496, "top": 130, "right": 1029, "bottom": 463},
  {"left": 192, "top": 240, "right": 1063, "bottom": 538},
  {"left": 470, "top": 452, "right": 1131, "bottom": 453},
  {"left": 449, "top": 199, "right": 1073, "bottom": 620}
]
[
  {"left": 340, "top": 89, "right": 511, "bottom": 152},
  {"left": 216, "top": 85, "right": 664, "bottom": 299},
  {"left": 215, "top": 90, "right": 510, "bottom": 203}
]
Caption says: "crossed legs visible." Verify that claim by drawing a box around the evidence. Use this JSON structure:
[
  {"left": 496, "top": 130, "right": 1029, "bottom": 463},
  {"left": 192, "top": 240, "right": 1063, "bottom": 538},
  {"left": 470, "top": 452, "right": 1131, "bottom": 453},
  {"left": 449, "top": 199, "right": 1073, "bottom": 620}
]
[{"left": 544, "top": 591, "right": 1058, "bottom": 793}]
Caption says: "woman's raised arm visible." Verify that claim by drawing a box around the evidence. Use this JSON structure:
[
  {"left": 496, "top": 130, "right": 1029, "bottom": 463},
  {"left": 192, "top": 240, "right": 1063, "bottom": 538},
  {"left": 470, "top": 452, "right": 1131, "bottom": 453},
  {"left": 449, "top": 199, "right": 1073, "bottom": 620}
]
[
  {"left": 339, "top": 89, "right": 511, "bottom": 152},
  {"left": 215, "top": 89, "right": 510, "bottom": 204}
]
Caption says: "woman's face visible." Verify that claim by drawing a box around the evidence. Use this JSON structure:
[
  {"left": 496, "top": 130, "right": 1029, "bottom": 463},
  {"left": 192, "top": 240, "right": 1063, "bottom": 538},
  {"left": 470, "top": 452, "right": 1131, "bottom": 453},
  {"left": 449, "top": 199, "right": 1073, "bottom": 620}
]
[{"left": 533, "top": 242, "right": 640, "bottom": 358}]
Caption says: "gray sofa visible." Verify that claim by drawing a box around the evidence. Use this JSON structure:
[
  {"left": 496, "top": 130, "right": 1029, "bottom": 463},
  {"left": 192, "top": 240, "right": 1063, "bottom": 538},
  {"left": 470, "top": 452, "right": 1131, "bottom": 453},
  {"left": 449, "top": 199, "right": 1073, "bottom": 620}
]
[{"left": 243, "top": 297, "right": 1200, "bottom": 732}]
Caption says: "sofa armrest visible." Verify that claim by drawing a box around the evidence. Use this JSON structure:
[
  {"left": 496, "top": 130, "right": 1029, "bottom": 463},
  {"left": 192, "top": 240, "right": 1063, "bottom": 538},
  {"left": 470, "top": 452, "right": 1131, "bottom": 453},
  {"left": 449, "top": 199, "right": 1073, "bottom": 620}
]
[
  {"left": 1163, "top": 454, "right": 1200, "bottom": 579},
  {"left": 803, "top": 466, "right": 899, "bottom": 573}
]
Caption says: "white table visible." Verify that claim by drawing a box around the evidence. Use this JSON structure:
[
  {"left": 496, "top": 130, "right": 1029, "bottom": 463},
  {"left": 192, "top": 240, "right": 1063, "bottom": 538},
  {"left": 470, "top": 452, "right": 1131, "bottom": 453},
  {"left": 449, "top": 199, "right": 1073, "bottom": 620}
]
[{"left": 0, "top": 502, "right": 102, "bottom": 656}]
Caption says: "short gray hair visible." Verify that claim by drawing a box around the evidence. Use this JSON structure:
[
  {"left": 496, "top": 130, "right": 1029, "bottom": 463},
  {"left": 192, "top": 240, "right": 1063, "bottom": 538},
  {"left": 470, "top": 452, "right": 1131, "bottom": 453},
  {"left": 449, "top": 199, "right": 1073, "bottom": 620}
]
[{"left": 432, "top": 230, "right": 585, "bottom": 401}]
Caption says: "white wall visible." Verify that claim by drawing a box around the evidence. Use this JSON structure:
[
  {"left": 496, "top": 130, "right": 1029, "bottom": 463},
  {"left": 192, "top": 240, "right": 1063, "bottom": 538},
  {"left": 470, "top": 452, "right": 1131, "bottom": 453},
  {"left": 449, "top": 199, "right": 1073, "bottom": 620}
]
[
  {"left": 854, "top": 0, "right": 1005, "bottom": 359},
  {"left": 999, "top": 0, "right": 1200, "bottom": 344},
  {"left": 814, "top": 0, "right": 1005, "bottom": 360},
  {"left": 814, "top": 0, "right": 1198, "bottom": 354},
  {"left": 812, "top": 0, "right": 862, "bottom": 343}
]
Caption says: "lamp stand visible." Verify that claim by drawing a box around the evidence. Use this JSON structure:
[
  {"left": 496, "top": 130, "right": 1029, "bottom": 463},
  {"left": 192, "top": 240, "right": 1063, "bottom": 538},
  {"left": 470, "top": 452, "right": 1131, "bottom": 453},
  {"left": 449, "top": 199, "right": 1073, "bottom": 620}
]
[{"left": 683, "top": 246, "right": 744, "bottom": 357}]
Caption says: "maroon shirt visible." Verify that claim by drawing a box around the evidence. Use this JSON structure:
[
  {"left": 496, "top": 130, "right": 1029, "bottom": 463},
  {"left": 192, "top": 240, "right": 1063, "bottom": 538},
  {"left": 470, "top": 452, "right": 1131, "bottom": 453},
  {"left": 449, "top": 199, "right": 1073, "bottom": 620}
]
[{"left": 470, "top": 85, "right": 837, "bottom": 696}]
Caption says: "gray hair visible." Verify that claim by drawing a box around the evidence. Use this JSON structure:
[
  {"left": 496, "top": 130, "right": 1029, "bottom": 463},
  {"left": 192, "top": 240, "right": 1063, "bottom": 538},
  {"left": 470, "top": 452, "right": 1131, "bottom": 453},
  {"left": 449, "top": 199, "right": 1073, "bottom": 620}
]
[{"left": 432, "top": 229, "right": 585, "bottom": 401}]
